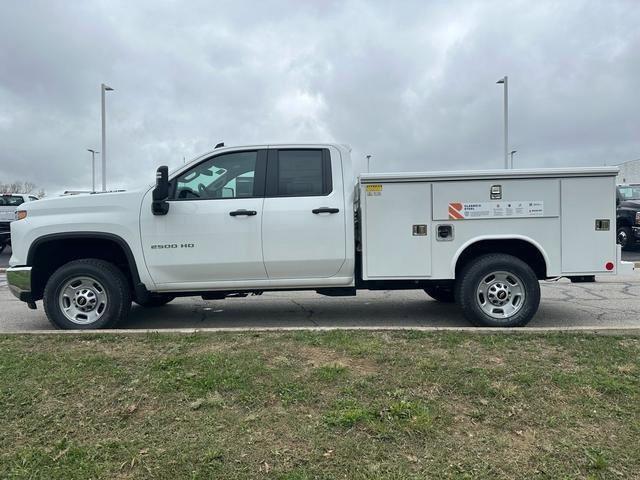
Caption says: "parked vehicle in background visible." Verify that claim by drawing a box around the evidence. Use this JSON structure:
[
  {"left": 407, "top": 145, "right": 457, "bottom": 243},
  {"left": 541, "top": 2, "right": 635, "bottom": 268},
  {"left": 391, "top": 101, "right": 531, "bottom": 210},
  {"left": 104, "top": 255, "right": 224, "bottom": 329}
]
[
  {"left": 616, "top": 184, "right": 640, "bottom": 250},
  {"left": 6, "top": 144, "right": 634, "bottom": 329},
  {"left": 0, "top": 194, "right": 39, "bottom": 254}
]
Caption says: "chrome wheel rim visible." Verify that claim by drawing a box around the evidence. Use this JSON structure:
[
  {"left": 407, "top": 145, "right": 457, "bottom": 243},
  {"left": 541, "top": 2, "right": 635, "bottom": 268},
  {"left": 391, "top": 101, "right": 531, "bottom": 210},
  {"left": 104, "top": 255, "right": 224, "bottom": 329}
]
[
  {"left": 58, "top": 276, "right": 108, "bottom": 325},
  {"left": 476, "top": 271, "right": 525, "bottom": 320}
]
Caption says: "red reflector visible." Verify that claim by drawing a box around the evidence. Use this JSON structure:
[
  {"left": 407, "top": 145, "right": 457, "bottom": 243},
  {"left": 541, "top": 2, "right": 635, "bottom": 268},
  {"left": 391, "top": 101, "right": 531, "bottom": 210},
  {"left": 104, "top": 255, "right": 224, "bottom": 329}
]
[{"left": 605, "top": 262, "right": 614, "bottom": 271}]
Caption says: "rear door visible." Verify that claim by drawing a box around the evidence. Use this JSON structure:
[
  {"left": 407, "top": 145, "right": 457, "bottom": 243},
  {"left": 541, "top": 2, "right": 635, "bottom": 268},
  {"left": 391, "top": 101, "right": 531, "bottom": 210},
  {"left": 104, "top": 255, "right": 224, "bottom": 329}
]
[{"left": 262, "top": 148, "right": 346, "bottom": 279}]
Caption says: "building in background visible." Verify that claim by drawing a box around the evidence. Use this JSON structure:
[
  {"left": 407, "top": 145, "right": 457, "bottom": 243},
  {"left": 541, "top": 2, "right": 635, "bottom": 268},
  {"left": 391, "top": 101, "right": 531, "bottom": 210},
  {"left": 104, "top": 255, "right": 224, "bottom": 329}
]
[{"left": 616, "top": 159, "right": 640, "bottom": 184}]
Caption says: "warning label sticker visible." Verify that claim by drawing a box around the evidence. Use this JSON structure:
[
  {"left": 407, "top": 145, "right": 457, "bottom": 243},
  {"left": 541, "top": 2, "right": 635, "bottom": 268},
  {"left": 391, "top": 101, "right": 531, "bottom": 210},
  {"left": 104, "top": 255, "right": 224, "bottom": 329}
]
[
  {"left": 448, "top": 201, "right": 544, "bottom": 220},
  {"left": 365, "top": 184, "right": 383, "bottom": 196}
]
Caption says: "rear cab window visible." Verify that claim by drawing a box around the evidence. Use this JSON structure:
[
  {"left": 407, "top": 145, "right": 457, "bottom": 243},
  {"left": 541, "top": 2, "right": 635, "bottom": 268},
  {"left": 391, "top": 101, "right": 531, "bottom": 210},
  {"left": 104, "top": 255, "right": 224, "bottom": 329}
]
[{"left": 267, "top": 149, "right": 332, "bottom": 197}]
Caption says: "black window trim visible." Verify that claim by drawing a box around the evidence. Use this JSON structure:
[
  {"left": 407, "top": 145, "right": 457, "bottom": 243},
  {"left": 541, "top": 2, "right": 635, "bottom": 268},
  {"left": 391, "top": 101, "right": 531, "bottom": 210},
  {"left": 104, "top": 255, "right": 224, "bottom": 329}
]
[
  {"left": 265, "top": 148, "right": 333, "bottom": 198},
  {"left": 169, "top": 149, "right": 267, "bottom": 201}
]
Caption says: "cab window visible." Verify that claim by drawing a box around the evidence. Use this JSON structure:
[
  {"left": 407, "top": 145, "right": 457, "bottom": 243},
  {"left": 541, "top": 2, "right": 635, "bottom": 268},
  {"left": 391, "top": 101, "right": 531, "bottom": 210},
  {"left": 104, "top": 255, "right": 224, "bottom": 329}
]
[
  {"left": 174, "top": 151, "right": 259, "bottom": 200},
  {"left": 266, "top": 149, "right": 332, "bottom": 197}
]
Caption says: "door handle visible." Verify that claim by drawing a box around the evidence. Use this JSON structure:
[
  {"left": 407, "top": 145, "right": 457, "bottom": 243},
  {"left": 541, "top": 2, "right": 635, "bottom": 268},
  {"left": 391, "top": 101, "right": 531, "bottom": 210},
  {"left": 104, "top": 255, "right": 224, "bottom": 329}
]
[
  {"left": 229, "top": 209, "right": 257, "bottom": 217},
  {"left": 312, "top": 207, "right": 340, "bottom": 214}
]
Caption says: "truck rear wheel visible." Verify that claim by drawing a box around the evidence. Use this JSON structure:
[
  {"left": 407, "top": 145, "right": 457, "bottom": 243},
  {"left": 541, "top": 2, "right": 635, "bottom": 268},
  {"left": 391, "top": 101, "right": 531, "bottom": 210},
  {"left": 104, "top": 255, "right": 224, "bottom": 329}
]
[
  {"left": 456, "top": 254, "right": 540, "bottom": 327},
  {"left": 43, "top": 259, "right": 131, "bottom": 329}
]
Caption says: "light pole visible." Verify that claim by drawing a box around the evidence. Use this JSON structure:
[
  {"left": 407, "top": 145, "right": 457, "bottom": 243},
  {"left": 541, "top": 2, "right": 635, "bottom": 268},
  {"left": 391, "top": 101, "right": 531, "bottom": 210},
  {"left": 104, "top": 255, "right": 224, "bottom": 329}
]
[
  {"left": 87, "top": 149, "right": 99, "bottom": 192},
  {"left": 510, "top": 150, "right": 517, "bottom": 169},
  {"left": 496, "top": 76, "right": 509, "bottom": 169},
  {"left": 366, "top": 154, "right": 372, "bottom": 173},
  {"left": 101, "top": 83, "right": 114, "bottom": 192}
]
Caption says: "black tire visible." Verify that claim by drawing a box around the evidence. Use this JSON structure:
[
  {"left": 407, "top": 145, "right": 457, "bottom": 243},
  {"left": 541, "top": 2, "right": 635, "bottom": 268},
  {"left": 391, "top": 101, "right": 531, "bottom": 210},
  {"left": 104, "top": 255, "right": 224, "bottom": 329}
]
[
  {"left": 424, "top": 285, "right": 455, "bottom": 303},
  {"left": 134, "top": 294, "right": 175, "bottom": 308},
  {"left": 455, "top": 254, "right": 540, "bottom": 327},
  {"left": 617, "top": 226, "right": 633, "bottom": 251},
  {"left": 0, "top": 242, "right": 6, "bottom": 255},
  {"left": 43, "top": 259, "right": 131, "bottom": 329}
]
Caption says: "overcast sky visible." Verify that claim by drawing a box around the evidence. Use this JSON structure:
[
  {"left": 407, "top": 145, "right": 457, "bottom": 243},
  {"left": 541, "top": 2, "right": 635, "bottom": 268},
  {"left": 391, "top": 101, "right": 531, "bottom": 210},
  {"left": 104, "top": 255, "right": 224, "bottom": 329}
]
[{"left": 1, "top": 0, "right": 638, "bottom": 194}]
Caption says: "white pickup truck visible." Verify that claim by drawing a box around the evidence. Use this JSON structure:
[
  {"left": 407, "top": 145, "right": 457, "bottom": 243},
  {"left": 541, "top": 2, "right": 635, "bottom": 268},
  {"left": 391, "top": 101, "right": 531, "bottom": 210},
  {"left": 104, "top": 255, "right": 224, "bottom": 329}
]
[{"left": 7, "top": 144, "right": 632, "bottom": 329}]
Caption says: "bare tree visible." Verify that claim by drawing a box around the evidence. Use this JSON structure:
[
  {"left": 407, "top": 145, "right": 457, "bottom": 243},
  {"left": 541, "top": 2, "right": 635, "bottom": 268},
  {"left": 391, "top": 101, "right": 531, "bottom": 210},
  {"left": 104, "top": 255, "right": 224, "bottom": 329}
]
[{"left": 0, "top": 180, "right": 45, "bottom": 197}]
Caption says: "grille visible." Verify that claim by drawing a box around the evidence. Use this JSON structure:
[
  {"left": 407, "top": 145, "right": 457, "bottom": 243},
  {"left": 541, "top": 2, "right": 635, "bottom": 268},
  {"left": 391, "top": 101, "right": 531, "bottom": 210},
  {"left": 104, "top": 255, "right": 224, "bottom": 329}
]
[{"left": 0, "top": 222, "right": 10, "bottom": 232}]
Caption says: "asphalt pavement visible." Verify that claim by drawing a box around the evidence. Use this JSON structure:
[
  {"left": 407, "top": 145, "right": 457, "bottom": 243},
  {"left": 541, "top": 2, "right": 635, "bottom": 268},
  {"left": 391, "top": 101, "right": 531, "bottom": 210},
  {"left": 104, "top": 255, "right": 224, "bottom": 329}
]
[{"left": 1, "top": 273, "right": 639, "bottom": 332}]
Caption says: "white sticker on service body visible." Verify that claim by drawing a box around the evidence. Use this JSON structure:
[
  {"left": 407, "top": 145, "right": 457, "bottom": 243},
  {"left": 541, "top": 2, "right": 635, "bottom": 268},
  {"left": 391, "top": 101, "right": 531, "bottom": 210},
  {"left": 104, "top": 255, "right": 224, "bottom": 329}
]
[{"left": 448, "top": 201, "right": 544, "bottom": 220}]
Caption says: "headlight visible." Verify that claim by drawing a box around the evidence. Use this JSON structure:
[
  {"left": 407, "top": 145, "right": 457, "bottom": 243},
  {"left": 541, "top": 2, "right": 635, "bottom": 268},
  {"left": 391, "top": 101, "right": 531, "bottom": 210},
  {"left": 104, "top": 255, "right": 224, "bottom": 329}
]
[{"left": 15, "top": 210, "right": 27, "bottom": 220}]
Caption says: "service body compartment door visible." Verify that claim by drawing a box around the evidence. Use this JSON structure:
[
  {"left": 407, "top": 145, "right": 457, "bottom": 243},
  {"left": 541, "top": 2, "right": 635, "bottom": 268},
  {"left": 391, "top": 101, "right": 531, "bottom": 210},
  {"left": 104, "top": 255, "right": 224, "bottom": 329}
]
[
  {"left": 561, "top": 177, "right": 616, "bottom": 273},
  {"left": 362, "top": 182, "right": 431, "bottom": 278}
]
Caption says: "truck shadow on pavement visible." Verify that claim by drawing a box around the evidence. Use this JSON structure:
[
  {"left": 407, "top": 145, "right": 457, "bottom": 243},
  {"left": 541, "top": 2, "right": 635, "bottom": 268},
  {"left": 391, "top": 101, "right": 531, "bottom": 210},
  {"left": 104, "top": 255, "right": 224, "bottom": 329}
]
[{"left": 124, "top": 296, "right": 470, "bottom": 329}]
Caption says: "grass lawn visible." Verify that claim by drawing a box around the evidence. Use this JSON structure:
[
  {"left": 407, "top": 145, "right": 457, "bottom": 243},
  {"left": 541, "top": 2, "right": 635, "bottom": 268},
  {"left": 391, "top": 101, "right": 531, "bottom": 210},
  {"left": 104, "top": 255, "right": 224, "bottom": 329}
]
[{"left": 0, "top": 331, "right": 638, "bottom": 479}]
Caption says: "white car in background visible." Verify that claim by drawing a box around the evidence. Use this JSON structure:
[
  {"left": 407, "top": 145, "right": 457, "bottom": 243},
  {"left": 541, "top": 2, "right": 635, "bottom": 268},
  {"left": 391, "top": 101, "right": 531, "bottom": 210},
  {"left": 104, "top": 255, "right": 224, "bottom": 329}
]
[{"left": 0, "top": 194, "right": 39, "bottom": 254}]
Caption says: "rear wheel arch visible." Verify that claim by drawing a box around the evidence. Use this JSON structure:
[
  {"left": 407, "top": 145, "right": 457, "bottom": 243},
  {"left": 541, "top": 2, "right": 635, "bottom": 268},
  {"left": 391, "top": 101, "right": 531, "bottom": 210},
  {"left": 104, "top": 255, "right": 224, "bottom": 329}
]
[
  {"left": 453, "top": 237, "right": 548, "bottom": 280},
  {"left": 27, "top": 232, "right": 141, "bottom": 300}
]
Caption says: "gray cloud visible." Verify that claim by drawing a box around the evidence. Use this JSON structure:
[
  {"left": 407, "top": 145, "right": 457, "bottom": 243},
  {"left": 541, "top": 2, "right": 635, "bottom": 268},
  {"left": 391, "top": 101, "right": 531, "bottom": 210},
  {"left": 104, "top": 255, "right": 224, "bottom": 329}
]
[{"left": 0, "top": 0, "right": 638, "bottom": 194}]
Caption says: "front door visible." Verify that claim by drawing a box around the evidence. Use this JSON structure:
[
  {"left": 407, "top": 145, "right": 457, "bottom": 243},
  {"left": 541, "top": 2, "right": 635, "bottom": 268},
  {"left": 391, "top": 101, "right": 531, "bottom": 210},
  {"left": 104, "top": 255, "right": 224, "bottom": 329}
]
[
  {"left": 141, "top": 149, "right": 268, "bottom": 287},
  {"left": 262, "top": 148, "right": 347, "bottom": 279}
]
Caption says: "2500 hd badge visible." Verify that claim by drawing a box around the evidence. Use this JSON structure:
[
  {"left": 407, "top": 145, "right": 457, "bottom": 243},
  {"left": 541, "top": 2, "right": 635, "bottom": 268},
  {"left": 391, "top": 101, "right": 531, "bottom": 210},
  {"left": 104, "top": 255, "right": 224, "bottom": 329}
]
[{"left": 150, "top": 243, "right": 195, "bottom": 249}]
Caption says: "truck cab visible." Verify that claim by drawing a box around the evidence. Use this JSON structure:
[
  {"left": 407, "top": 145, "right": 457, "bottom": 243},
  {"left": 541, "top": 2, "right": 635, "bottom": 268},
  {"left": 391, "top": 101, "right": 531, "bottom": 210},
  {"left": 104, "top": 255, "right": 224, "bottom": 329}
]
[{"left": 140, "top": 145, "right": 355, "bottom": 289}]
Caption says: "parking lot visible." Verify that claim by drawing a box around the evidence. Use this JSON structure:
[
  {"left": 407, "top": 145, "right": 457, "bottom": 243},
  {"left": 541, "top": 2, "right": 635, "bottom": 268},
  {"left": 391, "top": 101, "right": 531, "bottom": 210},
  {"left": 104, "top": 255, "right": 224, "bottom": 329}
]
[{"left": 2, "top": 245, "right": 640, "bottom": 332}]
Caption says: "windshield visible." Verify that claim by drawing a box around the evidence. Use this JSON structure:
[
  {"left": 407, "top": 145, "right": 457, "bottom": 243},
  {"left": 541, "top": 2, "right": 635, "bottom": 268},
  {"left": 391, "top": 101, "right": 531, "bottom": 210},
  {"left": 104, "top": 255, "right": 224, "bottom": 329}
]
[
  {"left": 0, "top": 195, "right": 24, "bottom": 206},
  {"left": 618, "top": 186, "right": 640, "bottom": 201}
]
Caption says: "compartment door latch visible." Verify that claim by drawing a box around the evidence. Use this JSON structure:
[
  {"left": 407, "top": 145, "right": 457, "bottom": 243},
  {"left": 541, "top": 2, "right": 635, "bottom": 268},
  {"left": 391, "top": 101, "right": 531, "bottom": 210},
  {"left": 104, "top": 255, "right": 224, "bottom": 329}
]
[{"left": 412, "top": 224, "right": 428, "bottom": 236}]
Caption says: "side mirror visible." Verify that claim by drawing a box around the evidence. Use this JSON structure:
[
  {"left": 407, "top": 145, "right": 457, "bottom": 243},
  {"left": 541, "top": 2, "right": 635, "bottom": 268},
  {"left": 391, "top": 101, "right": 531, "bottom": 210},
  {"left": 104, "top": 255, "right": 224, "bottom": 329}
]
[{"left": 152, "top": 166, "right": 170, "bottom": 215}]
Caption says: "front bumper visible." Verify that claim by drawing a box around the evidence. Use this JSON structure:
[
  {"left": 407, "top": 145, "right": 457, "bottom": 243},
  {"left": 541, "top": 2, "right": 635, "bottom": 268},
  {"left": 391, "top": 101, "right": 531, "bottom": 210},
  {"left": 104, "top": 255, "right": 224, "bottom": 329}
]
[{"left": 6, "top": 266, "right": 33, "bottom": 303}]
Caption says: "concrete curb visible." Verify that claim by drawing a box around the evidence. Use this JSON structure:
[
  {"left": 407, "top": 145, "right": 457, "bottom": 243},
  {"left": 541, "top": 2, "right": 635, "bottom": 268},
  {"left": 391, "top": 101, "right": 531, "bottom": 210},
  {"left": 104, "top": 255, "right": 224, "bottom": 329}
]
[{"left": 2, "top": 326, "right": 640, "bottom": 336}]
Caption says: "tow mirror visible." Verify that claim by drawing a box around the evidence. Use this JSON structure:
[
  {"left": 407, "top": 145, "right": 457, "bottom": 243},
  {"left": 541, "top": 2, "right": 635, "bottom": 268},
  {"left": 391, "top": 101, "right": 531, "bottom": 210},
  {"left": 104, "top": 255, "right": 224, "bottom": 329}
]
[{"left": 152, "top": 166, "right": 170, "bottom": 215}]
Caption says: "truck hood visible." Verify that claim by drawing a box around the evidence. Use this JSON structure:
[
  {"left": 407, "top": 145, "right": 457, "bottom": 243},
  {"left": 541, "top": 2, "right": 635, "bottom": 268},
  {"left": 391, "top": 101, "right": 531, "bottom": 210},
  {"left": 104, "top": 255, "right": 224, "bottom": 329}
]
[{"left": 20, "top": 189, "right": 149, "bottom": 217}]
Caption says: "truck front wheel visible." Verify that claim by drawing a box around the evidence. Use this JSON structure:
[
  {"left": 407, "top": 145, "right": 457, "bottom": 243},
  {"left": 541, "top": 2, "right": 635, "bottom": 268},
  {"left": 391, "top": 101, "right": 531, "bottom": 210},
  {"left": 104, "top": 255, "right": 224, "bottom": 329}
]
[
  {"left": 43, "top": 259, "right": 131, "bottom": 329},
  {"left": 456, "top": 254, "right": 540, "bottom": 327}
]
